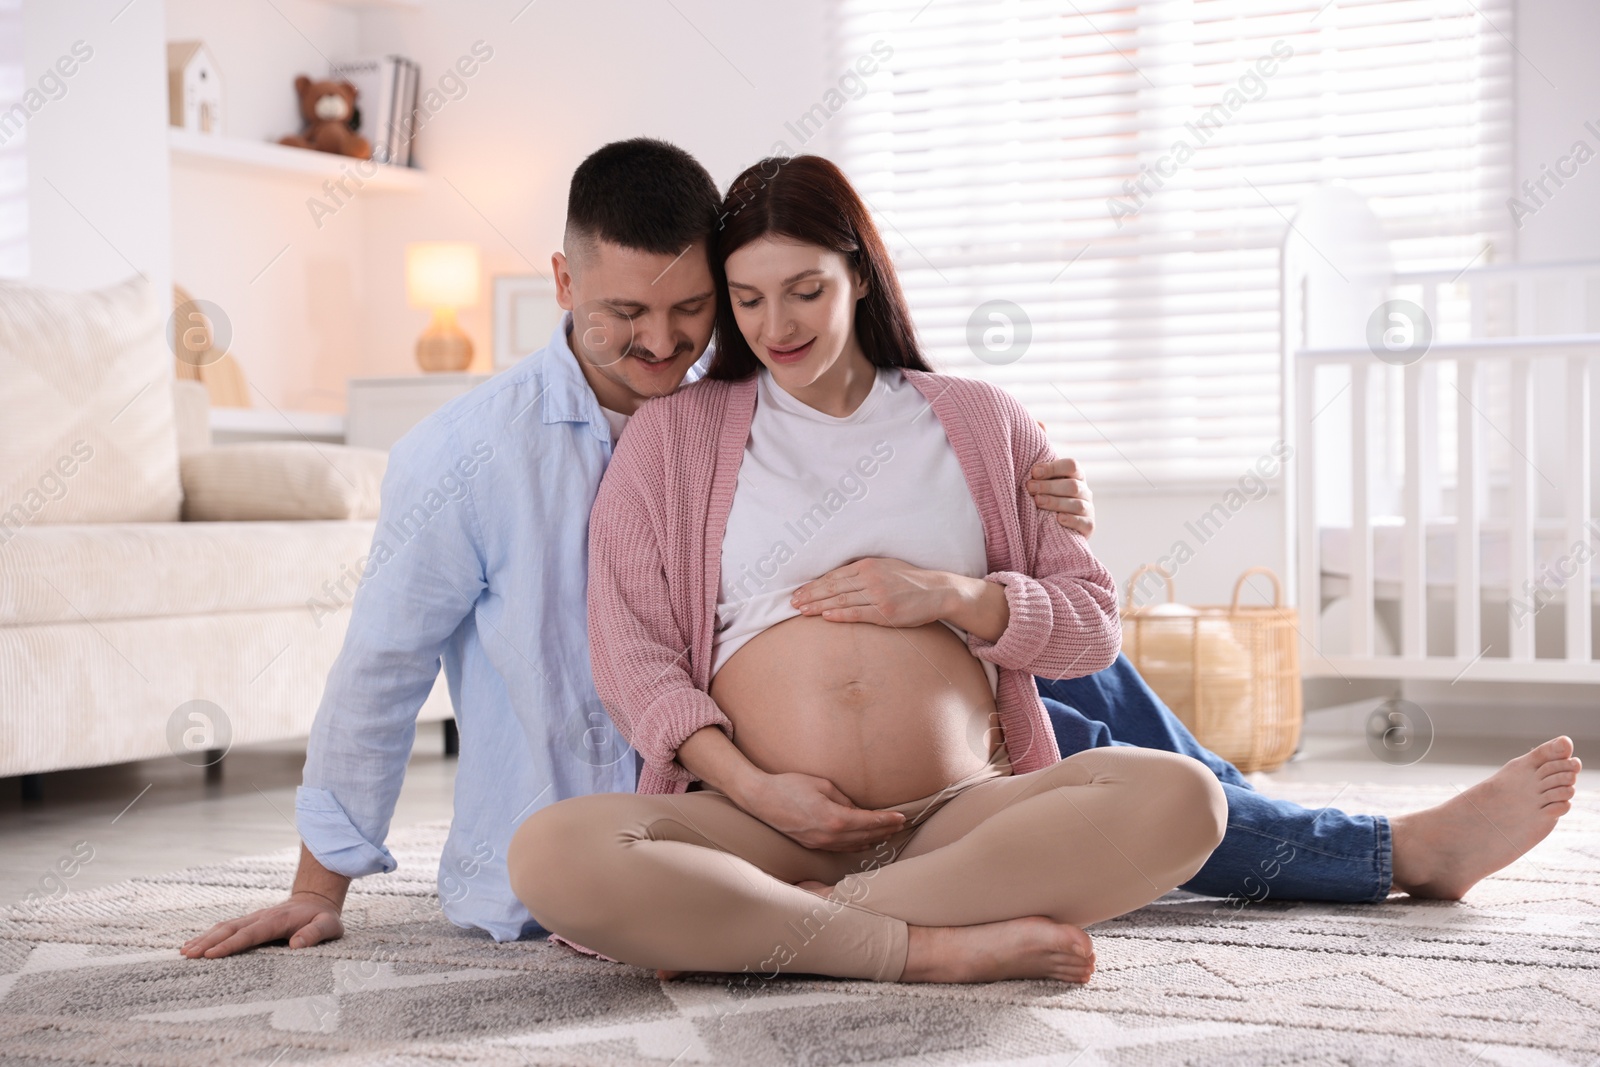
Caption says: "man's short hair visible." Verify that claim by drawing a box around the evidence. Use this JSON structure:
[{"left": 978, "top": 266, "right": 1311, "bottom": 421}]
[{"left": 564, "top": 138, "right": 720, "bottom": 264}]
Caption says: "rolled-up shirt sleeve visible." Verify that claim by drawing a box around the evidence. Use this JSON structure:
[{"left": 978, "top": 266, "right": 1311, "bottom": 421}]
[
  {"left": 296, "top": 419, "right": 490, "bottom": 878},
  {"left": 295, "top": 785, "right": 398, "bottom": 876}
]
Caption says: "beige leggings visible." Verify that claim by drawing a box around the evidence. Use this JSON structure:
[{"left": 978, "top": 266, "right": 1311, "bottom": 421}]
[{"left": 508, "top": 747, "right": 1226, "bottom": 982}]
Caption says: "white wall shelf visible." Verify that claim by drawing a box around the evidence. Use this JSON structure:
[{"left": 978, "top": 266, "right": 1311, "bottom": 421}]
[{"left": 169, "top": 128, "right": 428, "bottom": 192}]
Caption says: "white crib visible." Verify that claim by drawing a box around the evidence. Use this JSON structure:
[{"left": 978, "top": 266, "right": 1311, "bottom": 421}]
[{"left": 1281, "top": 187, "right": 1600, "bottom": 688}]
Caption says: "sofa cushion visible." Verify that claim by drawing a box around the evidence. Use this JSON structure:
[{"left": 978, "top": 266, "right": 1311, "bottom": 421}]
[
  {"left": 0, "top": 521, "right": 381, "bottom": 625},
  {"left": 0, "top": 276, "right": 182, "bottom": 529},
  {"left": 181, "top": 443, "right": 387, "bottom": 521},
  {"left": 0, "top": 612, "right": 456, "bottom": 777}
]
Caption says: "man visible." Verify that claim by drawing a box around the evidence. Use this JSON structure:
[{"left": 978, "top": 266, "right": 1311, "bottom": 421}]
[{"left": 183, "top": 139, "right": 1580, "bottom": 959}]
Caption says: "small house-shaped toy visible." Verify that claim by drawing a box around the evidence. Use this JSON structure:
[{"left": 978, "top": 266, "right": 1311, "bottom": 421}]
[{"left": 166, "top": 41, "right": 222, "bottom": 135}]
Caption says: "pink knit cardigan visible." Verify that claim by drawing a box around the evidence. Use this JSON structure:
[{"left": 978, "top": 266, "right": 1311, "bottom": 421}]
[{"left": 587, "top": 370, "right": 1122, "bottom": 796}]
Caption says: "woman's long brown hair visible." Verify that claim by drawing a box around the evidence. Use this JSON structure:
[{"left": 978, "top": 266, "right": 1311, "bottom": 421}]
[{"left": 707, "top": 154, "right": 933, "bottom": 380}]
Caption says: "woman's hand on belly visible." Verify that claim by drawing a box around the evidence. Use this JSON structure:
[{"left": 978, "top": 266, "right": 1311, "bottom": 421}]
[
  {"left": 792, "top": 557, "right": 1010, "bottom": 642},
  {"left": 739, "top": 771, "right": 908, "bottom": 852},
  {"left": 676, "top": 725, "right": 907, "bottom": 852}
]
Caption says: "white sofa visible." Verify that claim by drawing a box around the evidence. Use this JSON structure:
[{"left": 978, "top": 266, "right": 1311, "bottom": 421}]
[{"left": 0, "top": 277, "right": 451, "bottom": 780}]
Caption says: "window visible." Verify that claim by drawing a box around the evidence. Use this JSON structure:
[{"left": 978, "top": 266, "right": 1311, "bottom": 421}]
[{"left": 832, "top": 0, "right": 1513, "bottom": 485}]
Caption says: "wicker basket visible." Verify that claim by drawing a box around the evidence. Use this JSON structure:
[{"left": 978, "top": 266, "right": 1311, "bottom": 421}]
[{"left": 1120, "top": 565, "right": 1302, "bottom": 772}]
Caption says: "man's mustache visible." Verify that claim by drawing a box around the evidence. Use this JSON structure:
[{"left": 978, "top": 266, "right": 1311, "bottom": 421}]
[{"left": 621, "top": 341, "right": 692, "bottom": 362}]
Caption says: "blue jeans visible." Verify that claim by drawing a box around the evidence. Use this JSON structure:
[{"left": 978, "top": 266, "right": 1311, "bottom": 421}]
[{"left": 1037, "top": 656, "right": 1392, "bottom": 904}]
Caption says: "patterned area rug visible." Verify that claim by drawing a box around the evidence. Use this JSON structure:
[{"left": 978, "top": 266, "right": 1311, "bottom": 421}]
[{"left": 2, "top": 782, "right": 1597, "bottom": 1067}]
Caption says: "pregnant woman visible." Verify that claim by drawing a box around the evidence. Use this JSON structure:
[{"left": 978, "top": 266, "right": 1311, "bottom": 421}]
[{"left": 508, "top": 155, "right": 1226, "bottom": 985}]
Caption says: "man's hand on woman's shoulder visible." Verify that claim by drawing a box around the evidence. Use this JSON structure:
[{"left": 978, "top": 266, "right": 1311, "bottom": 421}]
[{"left": 1027, "top": 456, "right": 1094, "bottom": 537}]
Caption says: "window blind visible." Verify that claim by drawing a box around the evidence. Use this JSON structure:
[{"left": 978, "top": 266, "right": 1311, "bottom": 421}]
[{"left": 832, "top": 0, "right": 1513, "bottom": 486}]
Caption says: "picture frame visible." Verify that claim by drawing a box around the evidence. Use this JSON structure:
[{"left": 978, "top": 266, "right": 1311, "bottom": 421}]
[{"left": 492, "top": 274, "right": 563, "bottom": 371}]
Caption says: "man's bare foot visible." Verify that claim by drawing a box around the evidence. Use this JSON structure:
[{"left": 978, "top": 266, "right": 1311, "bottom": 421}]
[
  {"left": 1390, "top": 736, "right": 1581, "bottom": 900},
  {"left": 901, "top": 916, "right": 1095, "bottom": 984}
]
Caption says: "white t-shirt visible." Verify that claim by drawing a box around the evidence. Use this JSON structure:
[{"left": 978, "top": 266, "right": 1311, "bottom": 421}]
[
  {"left": 599, "top": 406, "right": 629, "bottom": 443},
  {"left": 712, "top": 368, "right": 996, "bottom": 690}
]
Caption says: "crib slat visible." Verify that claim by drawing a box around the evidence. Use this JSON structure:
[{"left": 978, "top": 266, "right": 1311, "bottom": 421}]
[
  {"left": 1350, "top": 361, "right": 1374, "bottom": 658},
  {"left": 1508, "top": 358, "right": 1536, "bottom": 661},
  {"left": 1456, "top": 360, "right": 1482, "bottom": 660},
  {"left": 1563, "top": 275, "right": 1584, "bottom": 333},
  {"left": 1419, "top": 280, "right": 1442, "bottom": 523},
  {"left": 1297, "top": 359, "right": 1321, "bottom": 655},
  {"left": 1516, "top": 276, "right": 1538, "bottom": 336},
  {"left": 1567, "top": 354, "right": 1593, "bottom": 662},
  {"left": 1420, "top": 360, "right": 1441, "bottom": 527},
  {"left": 1401, "top": 361, "right": 1426, "bottom": 657}
]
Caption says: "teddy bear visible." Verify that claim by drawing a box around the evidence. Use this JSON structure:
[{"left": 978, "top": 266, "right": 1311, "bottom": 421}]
[{"left": 278, "top": 75, "right": 371, "bottom": 160}]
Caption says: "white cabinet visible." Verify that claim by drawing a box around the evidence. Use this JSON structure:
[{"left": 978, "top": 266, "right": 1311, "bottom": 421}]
[{"left": 345, "top": 373, "right": 491, "bottom": 450}]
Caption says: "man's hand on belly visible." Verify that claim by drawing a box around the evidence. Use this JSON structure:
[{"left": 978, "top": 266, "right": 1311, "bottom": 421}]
[{"left": 791, "top": 557, "right": 1010, "bottom": 643}]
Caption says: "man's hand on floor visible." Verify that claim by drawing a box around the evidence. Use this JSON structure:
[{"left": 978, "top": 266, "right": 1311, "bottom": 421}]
[
  {"left": 1027, "top": 456, "right": 1094, "bottom": 537},
  {"left": 181, "top": 842, "right": 350, "bottom": 958},
  {"left": 181, "top": 891, "right": 345, "bottom": 958}
]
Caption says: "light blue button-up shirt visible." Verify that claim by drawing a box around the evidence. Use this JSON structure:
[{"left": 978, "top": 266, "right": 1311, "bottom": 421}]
[{"left": 297, "top": 316, "right": 700, "bottom": 940}]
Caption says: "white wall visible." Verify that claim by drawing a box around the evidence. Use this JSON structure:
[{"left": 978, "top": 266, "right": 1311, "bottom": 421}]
[
  {"left": 23, "top": 0, "right": 169, "bottom": 299},
  {"left": 164, "top": 0, "right": 365, "bottom": 412},
  {"left": 1082, "top": 485, "right": 1290, "bottom": 611},
  {"left": 352, "top": 0, "right": 833, "bottom": 386},
  {"left": 155, "top": 0, "right": 834, "bottom": 409},
  {"left": 0, "top": 0, "right": 26, "bottom": 277},
  {"left": 1511, "top": 0, "right": 1600, "bottom": 264}
]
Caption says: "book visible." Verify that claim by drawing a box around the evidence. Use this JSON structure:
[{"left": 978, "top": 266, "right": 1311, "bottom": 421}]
[
  {"left": 328, "top": 55, "right": 411, "bottom": 165},
  {"left": 388, "top": 56, "right": 412, "bottom": 164}
]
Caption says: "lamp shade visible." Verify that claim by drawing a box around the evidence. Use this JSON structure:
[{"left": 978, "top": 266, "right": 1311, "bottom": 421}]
[{"left": 405, "top": 242, "right": 480, "bottom": 309}]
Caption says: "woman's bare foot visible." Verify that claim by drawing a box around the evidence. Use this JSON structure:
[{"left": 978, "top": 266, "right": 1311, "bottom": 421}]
[
  {"left": 663, "top": 884, "right": 1097, "bottom": 984},
  {"left": 901, "top": 916, "right": 1095, "bottom": 984},
  {"left": 817, "top": 881, "right": 1093, "bottom": 984},
  {"left": 1390, "top": 736, "right": 1581, "bottom": 900}
]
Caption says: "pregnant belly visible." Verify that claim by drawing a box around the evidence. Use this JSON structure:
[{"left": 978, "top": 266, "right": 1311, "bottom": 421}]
[{"left": 709, "top": 615, "right": 1000, "bottom": 810}]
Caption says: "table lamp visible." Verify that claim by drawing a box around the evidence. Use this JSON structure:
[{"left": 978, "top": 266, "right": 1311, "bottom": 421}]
[{"left": 406, "top": 242, "right": 480, "bottom": 372}]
